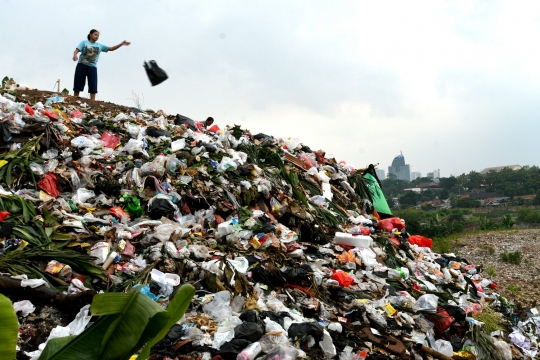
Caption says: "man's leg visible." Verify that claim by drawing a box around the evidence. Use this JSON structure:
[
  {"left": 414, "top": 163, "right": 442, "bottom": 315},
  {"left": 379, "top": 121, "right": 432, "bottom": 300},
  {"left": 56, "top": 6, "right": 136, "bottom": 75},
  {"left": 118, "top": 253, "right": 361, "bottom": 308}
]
[
  {"left": 88, "top": 66, "right": 98, "bottom": 101},
  {"left": 73, "top": 63, "right": 86, "bottom": 97}
]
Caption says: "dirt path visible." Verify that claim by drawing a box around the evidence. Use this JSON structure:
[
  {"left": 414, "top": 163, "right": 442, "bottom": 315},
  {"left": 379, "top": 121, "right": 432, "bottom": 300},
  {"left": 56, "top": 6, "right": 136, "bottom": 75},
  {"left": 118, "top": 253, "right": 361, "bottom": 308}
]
[{"left": 456, "top": 229, "right": 540, "bottom": 305}]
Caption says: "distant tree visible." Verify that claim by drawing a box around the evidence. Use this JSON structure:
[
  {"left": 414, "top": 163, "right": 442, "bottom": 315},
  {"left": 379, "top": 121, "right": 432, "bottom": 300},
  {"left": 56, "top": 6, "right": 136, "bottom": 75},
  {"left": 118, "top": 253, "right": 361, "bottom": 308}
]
[
  {"left": 439, "top": 176, "right": 458, "bottom": 191},
  {"left": 439, "top": 188, "right": 450, "bottom": 200},
  {"left": 454, "top": 197, "right": 481, "bottom": 208},
  {"left": 399, "top": 192, "right": 421, "bottom": 207}
]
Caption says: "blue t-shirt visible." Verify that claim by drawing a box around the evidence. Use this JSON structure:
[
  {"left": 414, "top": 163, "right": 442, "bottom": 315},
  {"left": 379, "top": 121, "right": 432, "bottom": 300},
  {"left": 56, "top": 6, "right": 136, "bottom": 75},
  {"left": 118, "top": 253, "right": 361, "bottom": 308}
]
[{"left": 77, "top": 40, "right": 109, "bottom": 67}]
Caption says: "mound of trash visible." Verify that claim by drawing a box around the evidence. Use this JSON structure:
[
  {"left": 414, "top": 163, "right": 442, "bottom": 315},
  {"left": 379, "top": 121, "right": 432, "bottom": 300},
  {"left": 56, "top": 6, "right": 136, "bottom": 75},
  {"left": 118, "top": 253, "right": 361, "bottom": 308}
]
[{"left": 0, "top": 88, "right": 536, "bottom": 360}]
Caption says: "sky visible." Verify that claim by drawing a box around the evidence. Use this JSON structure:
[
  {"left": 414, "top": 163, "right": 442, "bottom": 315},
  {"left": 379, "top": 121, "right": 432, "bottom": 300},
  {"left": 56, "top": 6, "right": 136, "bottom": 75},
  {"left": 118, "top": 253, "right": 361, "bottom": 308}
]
[{"left": 3, "top": 0, "right": 540, "bottom": 177}]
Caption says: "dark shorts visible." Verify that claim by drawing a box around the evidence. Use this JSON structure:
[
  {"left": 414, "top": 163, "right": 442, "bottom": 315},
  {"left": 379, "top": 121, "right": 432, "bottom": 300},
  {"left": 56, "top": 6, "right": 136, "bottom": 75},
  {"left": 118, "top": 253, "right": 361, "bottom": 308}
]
[{"left": 73, "top": 63, "right": 98, "bottom": 93}]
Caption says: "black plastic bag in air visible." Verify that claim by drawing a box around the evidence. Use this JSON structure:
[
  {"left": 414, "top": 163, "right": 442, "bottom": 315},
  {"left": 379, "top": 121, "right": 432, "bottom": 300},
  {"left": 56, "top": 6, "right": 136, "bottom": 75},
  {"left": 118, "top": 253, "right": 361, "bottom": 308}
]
[{"left": 144, "top": 60, "right": 168, "bottom": 86}]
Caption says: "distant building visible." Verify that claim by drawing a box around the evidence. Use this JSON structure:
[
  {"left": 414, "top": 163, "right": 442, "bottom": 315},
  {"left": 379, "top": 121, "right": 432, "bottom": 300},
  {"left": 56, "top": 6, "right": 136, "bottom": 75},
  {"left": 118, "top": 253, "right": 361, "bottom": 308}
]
[
  {"left": 375, "top": 169, "right": 385, "bottom": 180},
  {"left": 426, "top": 169, "right": 440, "bottom": 179},
  {"left": 411, "top": 172, "right": 421, "bottom": 181},
  {"left": 480, "top": 165, "right": 522, "bottom": 174},
  {"left": 388, "top": 154, "right": 411, "bottom": 182}
]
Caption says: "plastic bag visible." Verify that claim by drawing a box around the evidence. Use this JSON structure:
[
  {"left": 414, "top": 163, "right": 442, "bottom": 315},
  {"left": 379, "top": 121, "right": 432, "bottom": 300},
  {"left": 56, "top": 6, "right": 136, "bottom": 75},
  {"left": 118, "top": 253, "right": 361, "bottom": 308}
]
[
  {"left": 171, "top": 138, "right": 186, "bottom": 151},
  {"left": 13, "top": 300, "right": 35, "bottom": 317},
  {"left": 287, "top": 322, "right": 324, "bottom": 341},
  {"left": 101, "top": 131, "right": 120, "bottom": 148},
  {"left": 319, "top": 329, "right": 337, "bottom": 358},
  {"left": 203, "top": 291, "right": 233, "bottom": 321},
  {"left": 234, "top": 322, "right": 264, "bottom": 342},
  {"left": 331, "top": 270, "right": 355, "bottom": 287},
  {"left": 165, "top": 154, "right": 182, "bottom": 174},
  {"left": 425, "top": 307, "right": 454, "bottom": 333},
  {"left": 408, "top": 235, "right": 433, "bottom": 249},
  {"left": 261, "top": 344, "right": 299, "bottom": 360},
  {"left": 217, "top": 156, "right": 238, "bottom": 172},
  {"left": 145, "top": 126, "right": 171, "bottom": 138},
  {"left": 147, "top": 194, "right": 179, "bottom": 219},
  {"left": 124, "top": 196, "right": 143, "bottom": 218},
  {"left": 37, "top": 173, "right": 62, "bottom": 197},
  {"left": 377, "top": 217, "right": 405, "bottom": 232},
  {"left": 212, "top": 316, "right": 243, "bottom": 349},
  {"left": 122, "top": 138, "right": 147, "bottom": 156},
  {"left": 432, "top": 339, "right": 453, "bottom": 357},
  {"left": 356, "top": 247, "right": 378, "bottom": 268},
  {"left": 414, "top": 294, "right": 439, "bottom": 312},
  {"left": 72, "top": 188, "right": 95, "bottom": 204},
  {"left": 141, "top": 155, "right": 166, "bottom": 176},
  {"left": 144, "top": 60, "right": 168, "bottom": 86}
]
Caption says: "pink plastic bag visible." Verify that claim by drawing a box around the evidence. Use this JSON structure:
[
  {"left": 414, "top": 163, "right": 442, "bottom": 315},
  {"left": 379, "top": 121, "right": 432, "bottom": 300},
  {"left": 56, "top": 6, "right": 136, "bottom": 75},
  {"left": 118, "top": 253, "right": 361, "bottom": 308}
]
[
  {"left": 377, "top": 217, "right": 405, "bottom": 232},
  {"left": 101, "top": 132, "right": 121, "bottom": 149}
]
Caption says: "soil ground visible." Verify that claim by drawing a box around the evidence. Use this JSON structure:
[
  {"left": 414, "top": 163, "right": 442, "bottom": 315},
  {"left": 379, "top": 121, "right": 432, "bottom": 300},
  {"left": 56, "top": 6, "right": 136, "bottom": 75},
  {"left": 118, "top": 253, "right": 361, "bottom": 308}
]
[{"left": 455, "top": 229, "right": 540, "bottom": 305}]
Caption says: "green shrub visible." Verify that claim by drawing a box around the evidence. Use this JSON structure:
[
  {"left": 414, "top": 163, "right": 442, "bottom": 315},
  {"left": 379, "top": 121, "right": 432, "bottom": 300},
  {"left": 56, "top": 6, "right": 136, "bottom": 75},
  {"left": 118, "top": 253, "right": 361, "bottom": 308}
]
[{"left": 500, "top": 251, "right": 522, "bottom": 264}]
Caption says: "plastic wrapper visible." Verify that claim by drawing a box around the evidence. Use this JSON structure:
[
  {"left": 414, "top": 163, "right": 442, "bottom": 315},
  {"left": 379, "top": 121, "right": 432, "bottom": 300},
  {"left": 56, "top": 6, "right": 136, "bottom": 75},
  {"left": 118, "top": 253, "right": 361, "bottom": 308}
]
[{"left": 90, "top": 242, "right": 110, "bottom": 265}]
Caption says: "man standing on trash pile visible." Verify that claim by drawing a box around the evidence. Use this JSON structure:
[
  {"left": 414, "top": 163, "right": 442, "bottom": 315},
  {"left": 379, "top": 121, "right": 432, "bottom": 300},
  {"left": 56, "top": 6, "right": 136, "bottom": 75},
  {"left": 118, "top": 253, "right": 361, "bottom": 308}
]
[{"left": 72, "top": 29, "right": 130, "bottom": 101}]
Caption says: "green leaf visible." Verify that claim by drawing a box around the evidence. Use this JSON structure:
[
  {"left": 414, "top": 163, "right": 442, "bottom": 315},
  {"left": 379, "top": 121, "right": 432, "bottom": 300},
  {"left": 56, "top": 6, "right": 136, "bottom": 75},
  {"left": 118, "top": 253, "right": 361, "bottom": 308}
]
[
  {"left": 39, "top": 315, "right": 117, "bottom": 360},
  {"left": 91, "top": 291, "right": 165, "bottom": 360},
  {"left": 1, "top": 76, "right": 8, "bottom": 88},
  {"left": 137, "top": 284, "right": 195, "bottom": 359},
  {"left": 38, "top": 336, "right": 76, "bottom": 359},
  {"left": 0, "top": 293, "right": 18, "bottom": 360}
]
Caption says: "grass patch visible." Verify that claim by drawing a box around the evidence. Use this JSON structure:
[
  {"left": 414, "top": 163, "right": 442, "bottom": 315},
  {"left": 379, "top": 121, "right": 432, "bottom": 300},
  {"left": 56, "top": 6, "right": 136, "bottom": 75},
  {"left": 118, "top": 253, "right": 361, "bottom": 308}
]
[
  {"left": 500, "top": 251, "right": 522, "bottom": 265},
  {"left": 432, "top": 230, "right": 485, "bottom": 253}
]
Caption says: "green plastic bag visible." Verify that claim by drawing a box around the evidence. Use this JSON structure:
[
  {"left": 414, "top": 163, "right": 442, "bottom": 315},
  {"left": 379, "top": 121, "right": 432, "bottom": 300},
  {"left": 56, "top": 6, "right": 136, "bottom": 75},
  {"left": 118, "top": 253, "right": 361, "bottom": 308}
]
[
  {"left": 364, "top": 173, "right": 392, "bottom": 216},
  {"left": 124, "top": 196, "right": 143, "bottom": 218}
]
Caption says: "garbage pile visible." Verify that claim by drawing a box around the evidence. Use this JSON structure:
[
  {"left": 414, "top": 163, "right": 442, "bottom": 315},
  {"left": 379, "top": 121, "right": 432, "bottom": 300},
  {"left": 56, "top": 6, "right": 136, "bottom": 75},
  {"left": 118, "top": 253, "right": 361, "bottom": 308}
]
[{"left": 0, "top": 89, "right": 537, "bottom": 360}]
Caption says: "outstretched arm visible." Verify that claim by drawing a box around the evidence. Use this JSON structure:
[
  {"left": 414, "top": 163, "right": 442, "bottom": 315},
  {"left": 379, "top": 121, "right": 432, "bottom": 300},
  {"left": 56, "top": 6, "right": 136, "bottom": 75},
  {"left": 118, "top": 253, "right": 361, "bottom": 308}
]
[
  {"left": 108, "top": 40, "right": 131, "bottom": 51},
  {"left": 72, "top": 48, "right": 80, "bottom": 61}
]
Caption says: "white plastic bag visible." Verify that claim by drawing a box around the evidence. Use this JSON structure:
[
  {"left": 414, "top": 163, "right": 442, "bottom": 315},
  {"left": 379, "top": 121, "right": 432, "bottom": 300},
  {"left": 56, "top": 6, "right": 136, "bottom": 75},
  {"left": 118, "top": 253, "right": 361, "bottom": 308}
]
[
  {"left": 212, "top": 316, "right": 242, "bottom": 349},
  {"left": 203, "top": 291, "right": 233, "bottom": 321},
  {"left": 414, "top": 294, "right": 439, "bottom": 312},
  {"left": 13, "top": 300, "right": 35, "bottom": 317},
  {"left": 432, "top": 339, "right": 453, "bottom": 357}
]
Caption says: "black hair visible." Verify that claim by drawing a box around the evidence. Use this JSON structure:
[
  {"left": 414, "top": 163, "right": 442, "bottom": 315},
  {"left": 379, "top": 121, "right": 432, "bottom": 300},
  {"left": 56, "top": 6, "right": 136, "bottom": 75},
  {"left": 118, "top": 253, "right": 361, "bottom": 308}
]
[{"left": 87, "top": 29, "right": 98, "bottom": 41}]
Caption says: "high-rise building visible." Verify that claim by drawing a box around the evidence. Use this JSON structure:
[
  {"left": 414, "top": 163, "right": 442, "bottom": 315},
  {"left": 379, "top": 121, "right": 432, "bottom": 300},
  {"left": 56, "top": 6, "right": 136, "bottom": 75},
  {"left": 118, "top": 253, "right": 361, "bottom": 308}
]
[
  {"left": 388, "top": 154, "right": 411, "bottom": 181},
  {"left": 427, "top": 169, "right": 440, "bottom": 179},
  {"left": 375, "top": 169, "right": 385, "bottom": 180},
  {"left": 410, "top": 172, "right": 422, "bottom": 181}
]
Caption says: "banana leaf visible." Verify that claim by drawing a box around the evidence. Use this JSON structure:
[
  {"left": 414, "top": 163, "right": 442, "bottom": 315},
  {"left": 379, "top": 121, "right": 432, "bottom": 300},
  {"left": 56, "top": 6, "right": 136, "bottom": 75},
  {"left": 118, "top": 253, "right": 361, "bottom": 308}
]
[
  {"left": 137, "top": 284, "right": 196, "bottom": 359},
  {"left": 39, "top": 284, "right": 195, "bottom": 360},
  {"left": 0, "top": 294, "right": 17, "bottom": 360}
]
